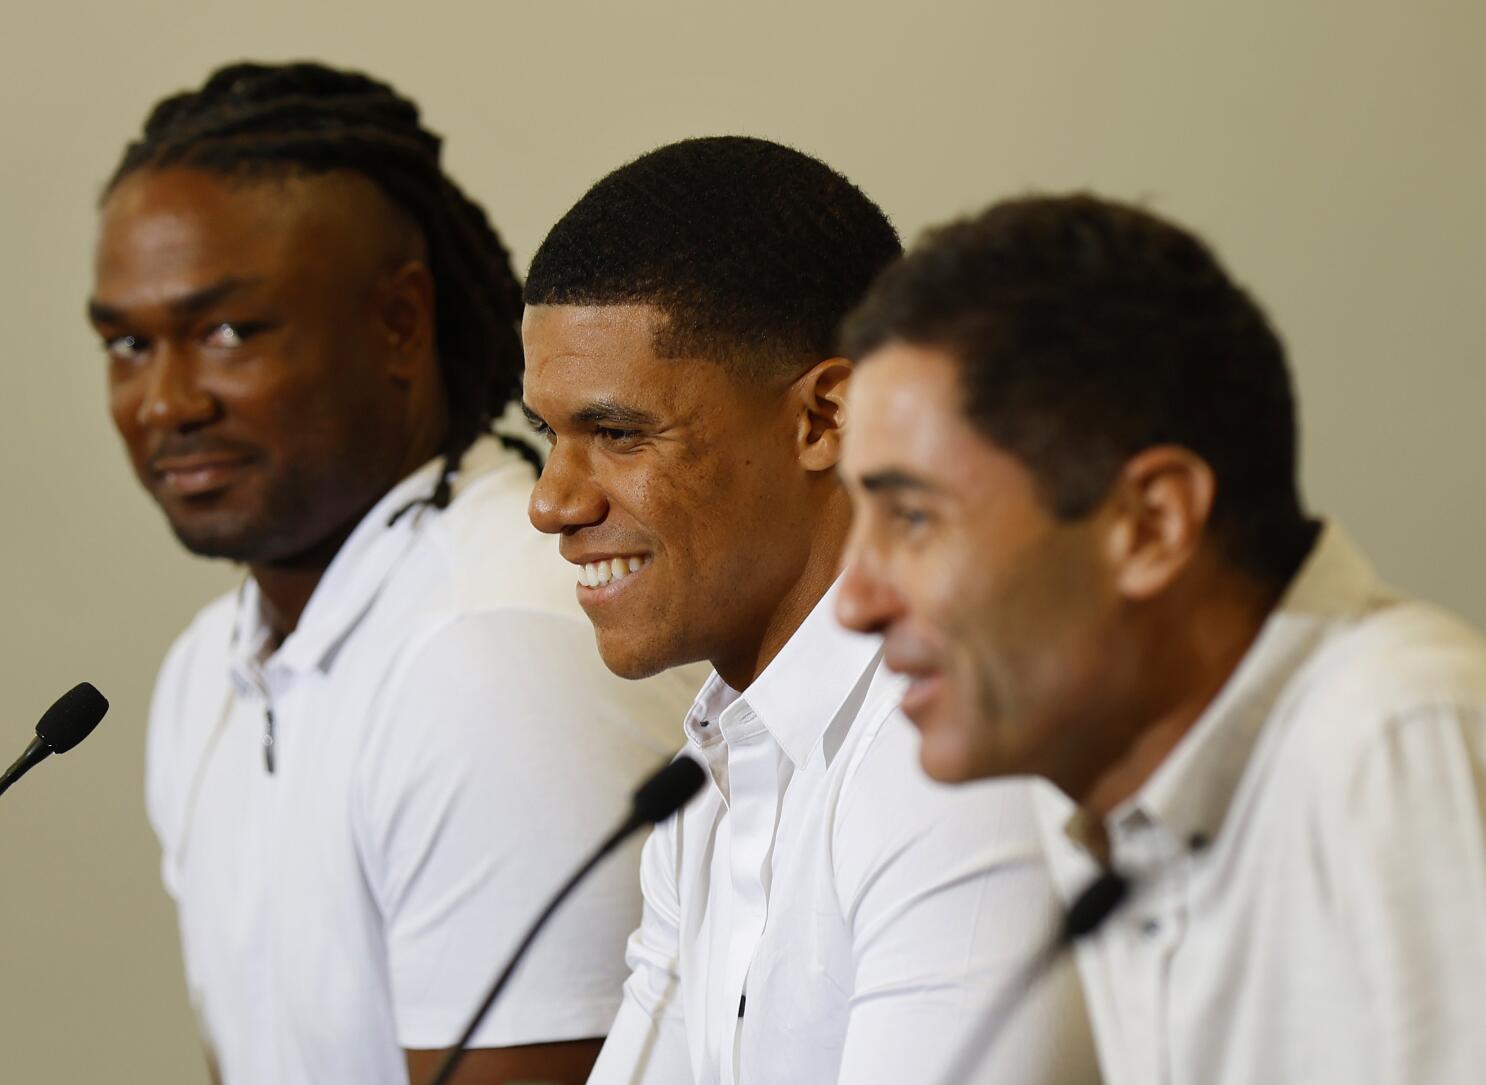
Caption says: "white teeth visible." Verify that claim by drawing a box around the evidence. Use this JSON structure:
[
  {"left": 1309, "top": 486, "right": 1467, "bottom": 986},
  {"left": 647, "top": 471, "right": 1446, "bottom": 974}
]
[{"left": 577, "top": 555, "right": 650, "bottom": 588}]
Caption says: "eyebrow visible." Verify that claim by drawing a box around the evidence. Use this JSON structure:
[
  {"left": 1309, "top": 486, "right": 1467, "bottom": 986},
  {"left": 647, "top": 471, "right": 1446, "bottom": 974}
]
[
  {"left": 859, "top": 468, "right": 941, "bottom": 495},
  {"left": 567, "top": 399, "right": 661, "bottom": 429},
  {"left": 87, "top": 275, "right": 266, "bottom": 326}
]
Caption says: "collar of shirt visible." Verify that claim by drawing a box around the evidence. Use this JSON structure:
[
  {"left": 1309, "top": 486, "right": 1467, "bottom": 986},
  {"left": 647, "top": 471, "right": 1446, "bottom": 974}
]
[
  {"left": 228, "top": 438, "right": 523, "bottom": 684},
  {"left": 1104, "top": 520, "right": 1381, "bottom": 861},
  {"left": 682, "top": 579, "right": 885, "bottom": 793}
]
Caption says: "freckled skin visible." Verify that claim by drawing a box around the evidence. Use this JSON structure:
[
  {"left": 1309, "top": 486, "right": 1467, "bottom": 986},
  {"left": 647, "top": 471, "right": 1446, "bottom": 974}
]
[{"left": 524, "top": 303, "right": 850, "bottom": 687}]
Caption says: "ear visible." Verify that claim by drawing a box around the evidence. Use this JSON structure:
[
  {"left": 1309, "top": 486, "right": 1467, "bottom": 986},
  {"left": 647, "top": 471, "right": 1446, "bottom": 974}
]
[
  {"left": 792, "top": 357, "right": 853, "bottom": 472},
  {"left": 374, "top": 260, "right": 437, "bottom": 384},
  {"left": 1101, "top": 446, "right": 1217, "bottom": 601}
]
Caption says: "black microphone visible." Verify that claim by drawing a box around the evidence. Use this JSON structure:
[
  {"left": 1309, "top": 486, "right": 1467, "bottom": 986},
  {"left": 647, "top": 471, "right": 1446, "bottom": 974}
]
[
  {"left": 424, "top": 756, "right": 708, "bottom": 1085},
  {"left": 935, "top": 868, "right": 1129, "bottom": 1083},
  {"left": 1062, "top": 869, "right": 1129, "bottom": 941},
  {"left": 0, "top": 682, "right": 110, "bottom": 800}
]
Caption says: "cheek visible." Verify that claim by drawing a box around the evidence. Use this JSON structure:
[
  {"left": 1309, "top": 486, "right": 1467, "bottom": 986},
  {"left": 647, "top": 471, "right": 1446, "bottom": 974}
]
[
  {"left": 903, "top": 534, "right": 982, "bottom": 634},
  {"left": 106, "top": 375, "right": 145, "bottom": 448},
  {"left": 634, "top": 452, "right": 743, "bottom": 550}
]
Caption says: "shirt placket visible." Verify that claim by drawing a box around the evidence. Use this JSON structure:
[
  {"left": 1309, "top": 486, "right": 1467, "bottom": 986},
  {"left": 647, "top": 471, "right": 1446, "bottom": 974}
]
[
  {"left": 717, "top": 705, "right": 782, "bottom": 1085},
  {"left": 1117, "top": 821, "right": 1188, "bottom": 1085}
]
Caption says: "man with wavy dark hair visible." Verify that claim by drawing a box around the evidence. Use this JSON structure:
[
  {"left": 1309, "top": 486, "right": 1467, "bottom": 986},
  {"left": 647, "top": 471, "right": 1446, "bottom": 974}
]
[
  {"left": 836, "top": 193, "right": 1486, "bottom": 1083},
  {"left": 90, "top": 62, "right": 696, "bottom": 1085}
]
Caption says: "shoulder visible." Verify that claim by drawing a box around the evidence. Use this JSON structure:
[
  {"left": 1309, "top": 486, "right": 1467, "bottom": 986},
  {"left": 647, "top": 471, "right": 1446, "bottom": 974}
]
[
  {"left": 412, "top": 453, "right": 585, "bottom": 620},
  {"left": 145, "top": 587, "right": 240, "bottom": 849},
  {"left": 1288, "top": 599, "right": 1486, "bottom": 750},
  {"left": 834, "top": 664, "right": 1045, "bottom": 865},
  {"left": 1268, "top": 599, "right": 1486, "bottom": 825},
  {"left": 149, "top": 587, "right": 239, "bottom": 736},
  {"left": 354, "top": 453, "right": 658, "bottom": 699},
  {"left": 158, "top": 588, "right": 239, "bottom": 673}
]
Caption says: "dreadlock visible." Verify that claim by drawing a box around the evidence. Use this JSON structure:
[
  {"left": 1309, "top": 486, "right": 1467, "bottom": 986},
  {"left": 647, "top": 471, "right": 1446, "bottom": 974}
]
[{"left": 106, "top": 60, "right": 535, "bottom": 519}]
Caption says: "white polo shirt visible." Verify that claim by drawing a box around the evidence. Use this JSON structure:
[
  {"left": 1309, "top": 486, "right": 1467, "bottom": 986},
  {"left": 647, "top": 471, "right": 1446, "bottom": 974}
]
[
  {"left": 1041, "top": 523, "right": 1486, "bottom": 1084},
  {"left": 589, "top": 582, "right": 1100, "bottom": 1085},
  {"left": 145, "top": 439, "right": 698, "bottom": 1085}
]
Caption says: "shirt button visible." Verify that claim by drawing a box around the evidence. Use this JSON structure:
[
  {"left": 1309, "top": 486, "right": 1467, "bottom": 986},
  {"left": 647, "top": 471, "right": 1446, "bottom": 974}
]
[{"left": 1140, "top": 918, "right": 1161, "bottom": 937}]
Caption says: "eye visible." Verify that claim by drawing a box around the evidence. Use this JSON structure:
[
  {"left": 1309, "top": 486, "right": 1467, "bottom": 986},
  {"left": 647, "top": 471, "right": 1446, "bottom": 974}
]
[
  {"left": 595, "top": 426, "right": 642, "bottom": 447},
  {"left": 103, "top": 334, "right": 148, "bottom": 362},
  {"left": 888, "top": 503, "right": 936, "bottom": 536},
  {"left": 203, "top": 322, "right": 266, "bottom": 349}
]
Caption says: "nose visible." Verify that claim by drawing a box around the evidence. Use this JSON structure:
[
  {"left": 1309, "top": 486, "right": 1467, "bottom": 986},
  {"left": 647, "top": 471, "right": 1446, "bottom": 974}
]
[
  {"left": 528, "top": 440, "right": 608, "bottom": 535},
  {"left": 134, "top": 344, "right": 217, "bottom": 430},
  {"left": 835, "top": 533, "right": 903, "bottom": 636}
]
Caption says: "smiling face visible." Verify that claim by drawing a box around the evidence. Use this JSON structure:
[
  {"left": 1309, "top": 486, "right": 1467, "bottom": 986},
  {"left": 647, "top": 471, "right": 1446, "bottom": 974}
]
[
  {"left": 92, "top": 167, "right": 431, "bottom": 565},
  {"left": 523, "top": 303, "right": 840, "bottom": 683},
  {"left": 835, "top": 342, "right": 1124, "bottom": 783}
]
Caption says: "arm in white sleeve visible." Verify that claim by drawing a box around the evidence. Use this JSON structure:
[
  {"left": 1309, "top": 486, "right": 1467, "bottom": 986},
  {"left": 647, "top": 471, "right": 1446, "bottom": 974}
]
[
  {"left": 833, "top": 714, "right": 1099, "bottom": 1084},
  {"left": 588, "top": 801, "right": 694, "bottom": 1084},
  {"left": 1339, "top": 705, "right": 1486, "bottom": 1085},
  {"left": 353, "top": 609, "right": 673, "bottom": 1050}
]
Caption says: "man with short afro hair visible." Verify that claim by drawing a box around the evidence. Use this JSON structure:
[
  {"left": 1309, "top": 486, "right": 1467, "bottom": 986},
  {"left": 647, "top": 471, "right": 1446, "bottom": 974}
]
[
  {"left": 522, "top": 136, "right": 1097, "bottom": 1085},
  {"left": 527, "top": 134, "right": 902, "bottom": 380}
]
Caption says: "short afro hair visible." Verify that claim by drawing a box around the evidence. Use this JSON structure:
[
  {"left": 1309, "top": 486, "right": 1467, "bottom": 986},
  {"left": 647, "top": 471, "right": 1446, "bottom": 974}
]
[
  {"left": 525, "top": 136, "right": 901, "bottom": 379},
  {"left": 842, "top": 193, "right": 1314, "bottom": 586}
]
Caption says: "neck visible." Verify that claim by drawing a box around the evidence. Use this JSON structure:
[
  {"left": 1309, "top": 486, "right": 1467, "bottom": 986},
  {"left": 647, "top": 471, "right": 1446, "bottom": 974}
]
[
  {"left": 249, "top": 517, "right": 364, "bottom": 648},
  {"left": 251, "top": 420, "right": 452, "bottom": 646},
  {"left": 1071, "top": 567, "right": 1284, "bottom": 827},
  {"left": 713, "top": 491, "right": 852, "bottom": 691}
]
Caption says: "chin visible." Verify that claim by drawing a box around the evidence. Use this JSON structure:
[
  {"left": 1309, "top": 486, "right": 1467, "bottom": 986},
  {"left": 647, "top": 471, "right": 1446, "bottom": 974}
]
[
  {"left": 592, "top": 631, "right": 682, "bottom": 682},
  {"left": 918, "top": 740, "right": 982, "bottom": 783},
  {"left": 167, "top": 521, "right": 261, "bottom": 563},
  {"left": 917, "top": 717, "right": 1011, "bottom": 784}
]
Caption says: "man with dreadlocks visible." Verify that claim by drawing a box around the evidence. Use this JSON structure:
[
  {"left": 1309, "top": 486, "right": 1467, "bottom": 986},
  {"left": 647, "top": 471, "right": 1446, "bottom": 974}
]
[
  {"left": 88, "top": 62, "right": 695, "bottom": 1085},
  {"left": 521, "top": 137, "right": 1097, "bottom": 1084}
]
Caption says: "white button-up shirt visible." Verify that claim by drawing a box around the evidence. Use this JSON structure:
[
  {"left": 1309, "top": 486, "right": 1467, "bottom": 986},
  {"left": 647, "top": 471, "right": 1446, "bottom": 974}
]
[
  {"left": 145, "top": 440, "right": 698, "bottom": 1085},
  {"left": 590, "top": 583, "right": 1099, "bottom": 1085},
  {"left": 1041, "top": 523, "right": 1486, "bottom": 1085}
]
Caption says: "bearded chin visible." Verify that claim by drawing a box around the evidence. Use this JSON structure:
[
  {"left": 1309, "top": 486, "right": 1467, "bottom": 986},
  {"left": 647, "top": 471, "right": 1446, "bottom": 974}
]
[
  {"left": 156, "top": 458, "right": 339, "bottom": 567},
  {"left": 169, "top": 514, "right": 280, "bottom": 564}
]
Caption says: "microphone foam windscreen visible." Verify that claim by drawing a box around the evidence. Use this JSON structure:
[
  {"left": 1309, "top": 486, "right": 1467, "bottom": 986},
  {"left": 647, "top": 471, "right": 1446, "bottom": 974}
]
[
  {"left": 1062, "top": 870, "right": 1129, "bottom": 943},
  {"left": 36, "top": 682, "right": 109, "bottom": 754},
  {"left": 632, "top": 757, "right": 707, "bottom": 824}
]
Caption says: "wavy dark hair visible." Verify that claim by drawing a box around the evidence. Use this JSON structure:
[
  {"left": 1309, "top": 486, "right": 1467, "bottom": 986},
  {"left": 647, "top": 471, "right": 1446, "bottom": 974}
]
[{"left": 843, "top": 194, "right": 1314, "bottom": 586}]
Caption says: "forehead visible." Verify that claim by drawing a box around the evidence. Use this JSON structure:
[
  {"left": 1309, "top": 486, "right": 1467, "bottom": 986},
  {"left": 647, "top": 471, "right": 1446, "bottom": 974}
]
[
  {"left": 846, "top": 342, "right": 1008, "bottom": 494},
  {"left": 93, "top": 168, "right": 395, "bottom": 304},
  {"left": 522, "top": 302, "right": 741, "bottom": 413}
]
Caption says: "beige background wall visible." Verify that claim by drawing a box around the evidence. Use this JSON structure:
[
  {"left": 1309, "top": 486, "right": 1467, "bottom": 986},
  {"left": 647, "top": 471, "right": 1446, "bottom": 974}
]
[{"left": 1, "top": 1, "right": 1481, "bottom": 1079}]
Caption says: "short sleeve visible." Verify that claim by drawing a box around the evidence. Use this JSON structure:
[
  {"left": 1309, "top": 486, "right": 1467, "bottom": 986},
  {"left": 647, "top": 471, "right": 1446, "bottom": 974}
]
[{"left": 352, "top": 608, "right": 677, "bottom": 1050}]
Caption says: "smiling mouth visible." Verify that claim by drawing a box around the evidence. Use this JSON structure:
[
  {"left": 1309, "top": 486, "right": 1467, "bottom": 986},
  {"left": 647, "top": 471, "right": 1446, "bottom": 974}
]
[
  {"left": 153, "top": 458, "right": 250, "bottom": 499},
  {"left": 575, "top": 554, "right": 652, "bottom": 589},
  {"left": 896, "top": 669, "right": 947, "bottom": 723}
]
